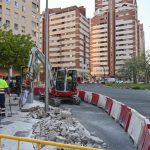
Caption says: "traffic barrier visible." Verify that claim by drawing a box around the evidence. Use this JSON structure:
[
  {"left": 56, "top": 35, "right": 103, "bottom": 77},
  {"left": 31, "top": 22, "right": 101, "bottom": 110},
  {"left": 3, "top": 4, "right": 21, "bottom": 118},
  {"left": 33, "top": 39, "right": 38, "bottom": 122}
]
[
  {"left": 128, "top": 109, "right": 146, "bottom": 145},
  {"left": 0, "top": 134, "right": 101, "bottom": 150},
  {"left": 142, "top": 128, "right": 150, "bottom": 150},
  {"left": 97, "top": 94, "right": 107, "bottom": 109},
  {"left": 34, "top": 87, "right": 45, "bottom": 95},
  {"left": 84, "top": 92, "right": 92, "bottom": 103},
  {"left": 78, "top": 90, "right": 85, "bottom": 100},
  {"left": 138, "top": 120, "right": 150, "bottom": 150},
  {"left": 119, "top": 104, "right": 132, "bottom": 131},
  {"left": 105, "top": 97, "right": 113, "bottom": 115},
  {"left": 91, "top": 93, "right": 99, "bottom": 105},
  {"left": 110, "top": 100, "right": 122, "bottom": 121}
]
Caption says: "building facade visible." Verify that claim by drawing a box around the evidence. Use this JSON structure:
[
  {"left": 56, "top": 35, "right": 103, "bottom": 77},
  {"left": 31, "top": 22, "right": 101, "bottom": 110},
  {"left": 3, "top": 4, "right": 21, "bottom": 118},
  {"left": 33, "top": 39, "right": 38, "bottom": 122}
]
[
  {"left": 0, "top": 0, "right": 40, "bottom": 44},
  {"left": 90, "top": 0, "right": 145, "bottom": 79},
  {"left": 40, "top": 6, "right": 90, "bottom": 77}
]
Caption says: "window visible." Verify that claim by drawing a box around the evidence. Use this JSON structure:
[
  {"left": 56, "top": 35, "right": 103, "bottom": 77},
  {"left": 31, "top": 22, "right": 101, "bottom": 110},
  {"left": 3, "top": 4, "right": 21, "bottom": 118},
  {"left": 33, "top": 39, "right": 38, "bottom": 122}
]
[
  {"left": 6, "top": 20, "right": 10, "bottom": 27},
  {"left": 14, "top": 23, "right": 18, "bottom": 30},
  {"left": 6, "top": 8, "right": 10, "bottom": 15},
  {"left": 32, "top": 21, "right": 36, "bottom": 28},
  {"left": 32, "top": 2, "right": 39, "bottom": 12},
  {"left": 32, "top": 2, "right": 36, "bottom": 9},
  {"left": 22, "top": 5, "right": 25, "bottom": 12},
  {"left": 32, "top": 30, "right": 36, "bottom": 37},
  {"left": 22, "top": 26, "right": 25, "bottom": 33},
  {"left": 6, "top": 0, "right": 11, "bottom": 4},
  {"left": 14, "top": 1, "right": 19, "bottom": 8},
  {"left": 32, "top": 11, "right": 36, "bottom": 18},
  {"left": 22, "top": 16, "right": 25, "bottom": 22},
  {"left": 14, "top": 12, "right": 18, "bottom": 19}
]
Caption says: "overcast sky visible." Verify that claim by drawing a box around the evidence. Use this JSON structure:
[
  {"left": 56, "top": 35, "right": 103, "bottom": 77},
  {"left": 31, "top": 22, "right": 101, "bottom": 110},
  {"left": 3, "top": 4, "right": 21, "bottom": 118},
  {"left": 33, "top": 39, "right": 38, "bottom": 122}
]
[{"left": 40, "top": 0, "right": 150, "bottom": 50}]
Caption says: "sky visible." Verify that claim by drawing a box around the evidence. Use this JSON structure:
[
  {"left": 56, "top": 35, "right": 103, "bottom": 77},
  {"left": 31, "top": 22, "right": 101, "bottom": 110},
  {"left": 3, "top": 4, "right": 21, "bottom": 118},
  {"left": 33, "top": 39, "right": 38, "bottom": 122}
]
[{"left": 40, "top": 0, "right": 150, "bottom": 51}]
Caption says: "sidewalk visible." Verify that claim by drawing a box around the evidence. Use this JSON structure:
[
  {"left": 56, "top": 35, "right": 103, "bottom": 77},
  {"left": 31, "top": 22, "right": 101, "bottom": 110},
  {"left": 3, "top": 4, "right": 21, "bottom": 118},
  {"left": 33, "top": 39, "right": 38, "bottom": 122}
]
[{"left": 0, "top": 95, "right": 56, "bottom": 150}]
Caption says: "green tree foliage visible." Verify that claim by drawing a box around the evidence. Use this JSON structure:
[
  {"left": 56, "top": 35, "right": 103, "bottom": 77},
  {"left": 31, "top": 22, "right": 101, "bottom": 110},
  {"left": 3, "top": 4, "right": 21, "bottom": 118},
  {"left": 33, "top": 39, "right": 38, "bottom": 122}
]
[
  {"left": 0, "top": 29, "right": 34, "bottom": 70},
  {"left": 118, "top": 53, "right": 150, "bottom": 84}
]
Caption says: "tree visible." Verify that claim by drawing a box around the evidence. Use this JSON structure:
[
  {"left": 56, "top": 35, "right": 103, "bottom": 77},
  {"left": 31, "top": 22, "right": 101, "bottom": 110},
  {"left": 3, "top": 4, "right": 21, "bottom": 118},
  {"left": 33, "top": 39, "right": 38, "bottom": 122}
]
[
  {"left": 118, "top": 53, "right": 150, "bottom": 84},
  {"left": 0, "top": 29, "right": 34, "bottom": 71},
  {"left": 144, "top": 51, "right": 150, "bottom": 83}
]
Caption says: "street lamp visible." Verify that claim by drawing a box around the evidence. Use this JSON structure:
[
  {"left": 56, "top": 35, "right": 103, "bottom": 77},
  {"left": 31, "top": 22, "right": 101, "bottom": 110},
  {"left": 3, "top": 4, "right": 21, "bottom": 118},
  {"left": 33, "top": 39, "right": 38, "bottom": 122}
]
[{"left": 45, "top": 0, "right": 49, "bottom": 112}]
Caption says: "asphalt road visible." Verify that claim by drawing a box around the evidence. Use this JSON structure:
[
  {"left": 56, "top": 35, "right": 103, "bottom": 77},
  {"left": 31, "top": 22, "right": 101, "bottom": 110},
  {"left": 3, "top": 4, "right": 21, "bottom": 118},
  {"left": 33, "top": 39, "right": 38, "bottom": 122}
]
[
  {"left": 78, "top": 83, "right": 150, "bottom": 118},
  {"left": 61, "top": 102, "right": 136, "bottom": 150},
  {"left": 59, "top": 83, "right": 150, "bottom": 150}
]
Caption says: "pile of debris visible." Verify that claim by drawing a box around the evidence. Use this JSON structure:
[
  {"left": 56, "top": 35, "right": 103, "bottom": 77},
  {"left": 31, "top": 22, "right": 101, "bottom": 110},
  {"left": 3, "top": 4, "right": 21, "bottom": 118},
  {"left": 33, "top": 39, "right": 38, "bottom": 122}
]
[{"left": 27, "top": 106, "right": 107, "bottom": 149}]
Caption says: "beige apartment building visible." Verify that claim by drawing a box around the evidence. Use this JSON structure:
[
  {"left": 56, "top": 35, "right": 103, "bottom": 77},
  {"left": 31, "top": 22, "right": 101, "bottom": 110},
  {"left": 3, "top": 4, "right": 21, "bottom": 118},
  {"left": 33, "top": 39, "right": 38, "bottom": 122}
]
[
  {"left": 0, "top": 0, "right": 40, "bottom": 44},
  {"left": 90, "top": 0, "right": 145, "bottom": 79},
  {"left": 40, "top": 6, "right": 90, "bottom": 77}
]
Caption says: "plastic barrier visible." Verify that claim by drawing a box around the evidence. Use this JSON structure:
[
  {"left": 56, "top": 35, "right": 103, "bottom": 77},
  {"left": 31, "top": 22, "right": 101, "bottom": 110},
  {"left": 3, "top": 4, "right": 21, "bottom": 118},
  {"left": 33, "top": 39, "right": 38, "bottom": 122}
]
[
  {"left": 97, "top": 94, "right": 107, "bottom": 109},
  {"left": 78, "top": 90, "right": 86, "bottom": 100},
  {"left": 110, "top": 100, "right": 122, "bottom": 121},
  {"left": 34, "top": 87, "right": 45, "bottom": 95},
  {"left": 127, "top": 109, "right": 146, "bottom": 145},
  {"left": 138, "top": 120, "right": 150, "bottom": 150},
  {"left": 119, "top": 104, "right": 132, "bottom": 131},
  {"left": 105, "top": 97, "right": 113, "bottom": 115},
  {"left": 84, "top": 92, "right": 92, "bottom": 103},
  {"left": 142, "top": 128, "right": 150, "bottom": 150},
  {"left": 91, "top": 93, "right": 99, "bottom": 105}
]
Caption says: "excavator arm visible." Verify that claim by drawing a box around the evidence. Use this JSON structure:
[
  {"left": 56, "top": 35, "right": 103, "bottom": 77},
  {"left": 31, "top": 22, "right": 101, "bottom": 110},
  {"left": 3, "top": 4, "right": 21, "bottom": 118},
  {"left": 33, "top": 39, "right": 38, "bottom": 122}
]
[{"left": 27, "top": 47, "right": 55, "bottom": 89}]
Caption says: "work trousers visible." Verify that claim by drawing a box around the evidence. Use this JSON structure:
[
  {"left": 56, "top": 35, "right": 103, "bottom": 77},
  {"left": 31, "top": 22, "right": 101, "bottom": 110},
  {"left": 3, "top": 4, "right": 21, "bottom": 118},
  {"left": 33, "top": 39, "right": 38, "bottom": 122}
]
[{"left": 0, "top": 94, "right": 6, "bottom": 117}]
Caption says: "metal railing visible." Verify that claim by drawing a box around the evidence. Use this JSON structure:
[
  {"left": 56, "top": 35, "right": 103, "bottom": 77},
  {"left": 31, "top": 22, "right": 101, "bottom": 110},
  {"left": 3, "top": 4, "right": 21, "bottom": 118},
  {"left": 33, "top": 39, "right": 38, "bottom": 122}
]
[{"left": 0, "top": 134, "right": 103, "bottom": 150}]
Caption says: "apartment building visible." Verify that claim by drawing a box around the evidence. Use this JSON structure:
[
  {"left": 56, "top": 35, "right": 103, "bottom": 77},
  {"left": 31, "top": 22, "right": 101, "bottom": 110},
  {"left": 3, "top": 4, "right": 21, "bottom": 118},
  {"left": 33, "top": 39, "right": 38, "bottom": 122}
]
[
  {"left": 90, "top": 0, "right": 145, "bottom": 78},
  {"left": 40, "top": 6, "right": 90, "bottom": 77},
  {"left": 0, "top": 0, "right": 40, "bottom": 44}
]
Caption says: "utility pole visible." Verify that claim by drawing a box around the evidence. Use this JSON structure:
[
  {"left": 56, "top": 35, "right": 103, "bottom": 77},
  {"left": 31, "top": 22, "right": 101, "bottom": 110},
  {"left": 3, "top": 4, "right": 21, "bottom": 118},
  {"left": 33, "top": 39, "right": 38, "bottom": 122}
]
[{"left": 45, "top": 0, "right": 49, "bottom": 112}]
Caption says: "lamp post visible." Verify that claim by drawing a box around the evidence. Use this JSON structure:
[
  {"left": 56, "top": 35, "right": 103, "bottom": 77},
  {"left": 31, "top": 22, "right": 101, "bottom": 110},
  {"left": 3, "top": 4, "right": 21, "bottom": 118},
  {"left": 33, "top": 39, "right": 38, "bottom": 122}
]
[{"left": 45, "top": 0, "right": 49, "bottom": 112}]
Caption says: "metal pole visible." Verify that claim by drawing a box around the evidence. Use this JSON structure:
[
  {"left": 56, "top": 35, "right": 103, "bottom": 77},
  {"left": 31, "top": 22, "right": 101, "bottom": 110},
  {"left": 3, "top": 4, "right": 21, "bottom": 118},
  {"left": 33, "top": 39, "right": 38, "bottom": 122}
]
[
  {"left": 45, "top": 0, "right": 49, "bottom": 112},
  {"left": 101, "top": 66, "right": 105, "bottom": 84}
]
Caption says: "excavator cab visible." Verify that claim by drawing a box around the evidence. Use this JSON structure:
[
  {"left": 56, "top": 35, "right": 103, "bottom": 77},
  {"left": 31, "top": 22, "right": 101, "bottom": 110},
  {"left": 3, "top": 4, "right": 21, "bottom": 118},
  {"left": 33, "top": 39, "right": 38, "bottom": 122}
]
[
  {"left": 50, "top": 68, "right": 80, "bottom": 106},
  {"left": 55, "top": 69, "right": 77, "bottom": 92}
]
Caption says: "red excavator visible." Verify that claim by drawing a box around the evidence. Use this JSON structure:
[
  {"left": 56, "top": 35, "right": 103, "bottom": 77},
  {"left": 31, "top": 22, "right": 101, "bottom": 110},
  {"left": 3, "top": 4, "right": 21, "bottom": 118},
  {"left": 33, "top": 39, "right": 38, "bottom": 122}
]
[{"left": 23, "top": 47, "right": 81, "bottom": 106}]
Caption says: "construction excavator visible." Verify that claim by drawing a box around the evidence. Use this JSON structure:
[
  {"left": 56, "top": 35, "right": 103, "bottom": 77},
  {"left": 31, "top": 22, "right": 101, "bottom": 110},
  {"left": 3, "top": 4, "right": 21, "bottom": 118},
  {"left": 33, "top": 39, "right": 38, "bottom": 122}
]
[{"left": 24, "top": 47, "right": 81, "bottom": 107}]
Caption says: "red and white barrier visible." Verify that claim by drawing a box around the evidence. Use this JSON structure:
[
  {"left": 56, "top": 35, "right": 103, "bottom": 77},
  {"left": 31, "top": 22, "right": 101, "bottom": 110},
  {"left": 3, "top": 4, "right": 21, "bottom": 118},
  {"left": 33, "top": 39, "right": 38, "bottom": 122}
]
[
  {"left": 105, "top": 97, "right": 113, "bottom": 115},
  {"left": 128, "top": 109, "right": 146, "bottom": 145},
  {"left": 34, "top": 87, "right": 45, "bottom": 95},
  {"left": 79, "top": 90, "right": 150, "bottom": 149},
  {"left": 119, "top": 104, "right": 132, "bottom": 131},
  {"left": 91, "top": 93, "right": 99, "bottom": 105},
  {"left": 78, "top": 90, "right": 85, "bottom": 100},
  {"left": 84, "top": 92, "right": 92, "bottom": 103},
  {"left": 110, "top": 100, "right": 122, "bottom": 121},
  {"left": 138, "top": 120, "right": 150, "bottom": 150},
  {"left": 97, "top": 94, "right": 107, "bottom": 109}
]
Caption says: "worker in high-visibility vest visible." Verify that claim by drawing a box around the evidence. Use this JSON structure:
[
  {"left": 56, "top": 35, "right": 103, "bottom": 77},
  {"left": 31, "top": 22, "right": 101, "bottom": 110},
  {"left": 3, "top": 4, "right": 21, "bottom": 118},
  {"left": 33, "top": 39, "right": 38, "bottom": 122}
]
[
  {"left": 0, "top": 76, "right": 9, "bottom": 117},
  {"left": 67, "top": 73, "right": 73, "bottom": 91}
]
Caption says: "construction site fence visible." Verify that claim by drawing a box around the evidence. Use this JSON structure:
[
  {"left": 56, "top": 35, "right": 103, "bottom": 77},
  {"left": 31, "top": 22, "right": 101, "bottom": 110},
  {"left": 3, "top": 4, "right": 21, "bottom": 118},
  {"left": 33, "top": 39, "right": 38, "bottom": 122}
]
[{"left": 0, "top": 134, "right": 102, "bottom": 150}]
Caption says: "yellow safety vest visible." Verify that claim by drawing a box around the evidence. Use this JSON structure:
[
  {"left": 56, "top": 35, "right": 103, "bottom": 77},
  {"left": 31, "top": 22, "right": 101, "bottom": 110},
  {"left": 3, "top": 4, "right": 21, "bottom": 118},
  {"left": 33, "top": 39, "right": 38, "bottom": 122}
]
[
  {"left": 0, "top": 79, "right": 8, "bottom": 94},
  {"left": 67, "top": 76, "right": 72, "bottom": 81}
]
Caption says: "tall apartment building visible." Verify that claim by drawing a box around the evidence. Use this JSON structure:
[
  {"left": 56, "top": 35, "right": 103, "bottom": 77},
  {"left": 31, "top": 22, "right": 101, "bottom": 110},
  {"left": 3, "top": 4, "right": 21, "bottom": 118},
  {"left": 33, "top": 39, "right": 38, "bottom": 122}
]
[
  {"left": 40, "top": 6, "right": 90, "bottom": 77},
  {"left": 90, "top": 0, "right": 145, "bottom": 78},
  {"left": 0, "top": 0, "right": 40, "bottom": 44}
]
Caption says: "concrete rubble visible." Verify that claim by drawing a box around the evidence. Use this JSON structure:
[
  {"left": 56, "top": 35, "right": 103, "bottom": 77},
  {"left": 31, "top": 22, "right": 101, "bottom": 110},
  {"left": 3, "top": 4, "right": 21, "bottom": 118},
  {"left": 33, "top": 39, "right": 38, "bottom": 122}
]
[{"left": 23, "top": 106, "right": 107, "bottom": 149}]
